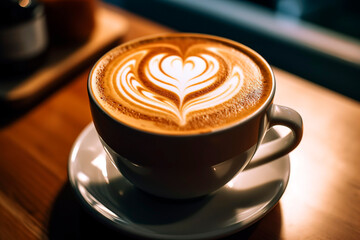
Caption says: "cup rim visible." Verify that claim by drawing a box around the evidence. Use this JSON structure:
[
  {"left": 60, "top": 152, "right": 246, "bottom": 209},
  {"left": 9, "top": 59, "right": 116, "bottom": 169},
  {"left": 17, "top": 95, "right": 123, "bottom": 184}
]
[{"left": 88, "top": 32, "right": 276, "bottom": 138}]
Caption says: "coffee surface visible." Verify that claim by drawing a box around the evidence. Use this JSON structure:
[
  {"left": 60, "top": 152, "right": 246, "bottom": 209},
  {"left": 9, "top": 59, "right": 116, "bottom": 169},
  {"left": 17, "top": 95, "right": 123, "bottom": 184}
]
[{"left": 91, "top": 34, "right": 273, "bottom": 134}]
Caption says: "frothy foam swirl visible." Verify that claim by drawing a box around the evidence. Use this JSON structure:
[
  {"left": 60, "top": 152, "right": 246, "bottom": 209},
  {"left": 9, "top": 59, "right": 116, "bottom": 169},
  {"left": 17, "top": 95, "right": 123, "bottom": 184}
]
[
  {"left": 116, "top": 50, "right": 243, "bottom": 125},
  {"left": 91, "top": 35, "right": 272, "bottom": 134}
]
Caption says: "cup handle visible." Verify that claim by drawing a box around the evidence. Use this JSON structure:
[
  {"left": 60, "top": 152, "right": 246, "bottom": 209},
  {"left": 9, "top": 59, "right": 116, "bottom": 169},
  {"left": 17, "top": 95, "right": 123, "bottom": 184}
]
[{"left": 247, "top": 104, "right": 303, "bottom": 169}]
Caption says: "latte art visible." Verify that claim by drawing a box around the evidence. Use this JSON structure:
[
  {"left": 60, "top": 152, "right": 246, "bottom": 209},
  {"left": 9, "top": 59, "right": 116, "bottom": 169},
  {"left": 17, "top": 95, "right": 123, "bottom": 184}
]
[
  {"left": 91, "top": 34, "right": 272, "bottom": 134},
  {"left": 116, "top": 49, "right": 243, "bottom": 125}
]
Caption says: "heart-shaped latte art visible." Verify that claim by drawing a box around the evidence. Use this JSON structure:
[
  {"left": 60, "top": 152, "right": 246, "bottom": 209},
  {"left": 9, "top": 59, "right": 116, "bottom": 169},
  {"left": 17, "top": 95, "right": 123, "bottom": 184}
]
[
  {"left": 114, "top": 48, "right": 244, "bottom": 126},
  {"left": 147, "top": 54, "right": 217, "bottom": 103}
]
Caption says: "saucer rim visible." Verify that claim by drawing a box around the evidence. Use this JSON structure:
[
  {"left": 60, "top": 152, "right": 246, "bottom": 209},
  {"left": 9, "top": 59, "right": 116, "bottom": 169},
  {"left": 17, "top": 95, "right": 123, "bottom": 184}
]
[{"left": 68, "top": 123, "right": 290, "bottom": 240}]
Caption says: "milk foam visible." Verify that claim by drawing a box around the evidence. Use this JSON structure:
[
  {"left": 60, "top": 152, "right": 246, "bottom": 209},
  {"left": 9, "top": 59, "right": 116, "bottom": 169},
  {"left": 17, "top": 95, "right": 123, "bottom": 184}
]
[{"left": 91, "top": 34, "right": 272, "bottom": 134}]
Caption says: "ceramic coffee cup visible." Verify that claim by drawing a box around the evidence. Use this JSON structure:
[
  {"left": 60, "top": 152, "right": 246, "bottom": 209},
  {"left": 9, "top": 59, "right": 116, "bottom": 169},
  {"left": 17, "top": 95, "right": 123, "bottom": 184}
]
[{"left": 88, "top": 33, "right": 303, "bottom": 199}]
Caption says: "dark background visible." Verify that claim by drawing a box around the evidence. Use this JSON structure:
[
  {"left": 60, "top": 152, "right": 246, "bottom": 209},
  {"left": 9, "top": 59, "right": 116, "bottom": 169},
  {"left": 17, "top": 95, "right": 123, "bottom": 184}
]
[{"left": 104, "top": 0, "right": 360, "bottom": 101}]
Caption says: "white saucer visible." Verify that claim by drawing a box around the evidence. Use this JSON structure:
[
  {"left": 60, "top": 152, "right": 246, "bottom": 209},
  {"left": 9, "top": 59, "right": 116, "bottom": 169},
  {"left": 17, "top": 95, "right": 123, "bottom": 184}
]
[{"left": 68, "top": 123, "right": 290, "bottom": 240}]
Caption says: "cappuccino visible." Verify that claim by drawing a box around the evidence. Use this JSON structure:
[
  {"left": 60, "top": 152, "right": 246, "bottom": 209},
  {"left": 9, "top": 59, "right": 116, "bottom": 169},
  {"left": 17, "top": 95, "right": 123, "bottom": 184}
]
[{"left": 90, "top": 34, "right": 273, "bottom": 134}]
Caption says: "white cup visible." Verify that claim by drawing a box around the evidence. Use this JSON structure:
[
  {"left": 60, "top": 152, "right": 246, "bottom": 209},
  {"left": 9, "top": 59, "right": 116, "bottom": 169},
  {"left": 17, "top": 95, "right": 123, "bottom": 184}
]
[{"left": 88, "top": 34, "right": 303, "bottom": 199}]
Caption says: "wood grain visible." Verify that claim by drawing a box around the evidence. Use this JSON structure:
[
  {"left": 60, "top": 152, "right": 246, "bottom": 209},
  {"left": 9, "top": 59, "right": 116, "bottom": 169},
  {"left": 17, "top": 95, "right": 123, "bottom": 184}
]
[{"left": 0, "top": 5, "right": 359, "bottom": 240}]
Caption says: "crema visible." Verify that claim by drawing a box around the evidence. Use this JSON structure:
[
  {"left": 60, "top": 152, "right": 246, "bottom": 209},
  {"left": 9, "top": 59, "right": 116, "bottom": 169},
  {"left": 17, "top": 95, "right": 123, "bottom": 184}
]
[{"left": 90, "top": 34, "right": 273, "bottom": 134}]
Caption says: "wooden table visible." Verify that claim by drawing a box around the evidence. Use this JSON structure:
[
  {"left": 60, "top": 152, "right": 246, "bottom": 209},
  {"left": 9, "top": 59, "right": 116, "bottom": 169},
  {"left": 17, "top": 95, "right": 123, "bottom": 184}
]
[{"left": 1, "top": 5, "right": 359, "bottom": 240}]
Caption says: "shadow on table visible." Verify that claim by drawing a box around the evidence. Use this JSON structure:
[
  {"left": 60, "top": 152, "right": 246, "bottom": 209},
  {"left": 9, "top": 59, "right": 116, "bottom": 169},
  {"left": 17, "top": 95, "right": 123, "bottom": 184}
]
[
  {"left": 47, "top": 182, "right": 136, "bottom": 240},
  {"left": 47, "top": 181, "right": 283, "bottom": 239}
]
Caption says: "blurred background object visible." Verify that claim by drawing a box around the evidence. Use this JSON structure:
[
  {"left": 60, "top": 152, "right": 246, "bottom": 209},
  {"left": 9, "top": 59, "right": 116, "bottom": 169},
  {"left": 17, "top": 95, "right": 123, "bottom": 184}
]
[
  {"left": 104, "top": 0, "right": 360, "bottom": 100},
  {"left": 40, "top": 0, "right": 97, "bottom": 43},
  {"left": 0, "top": 0, "right": 48, "bottom": 75},
  {"left": 0, "top": 0, "right": 128, "bottom": 111}
]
